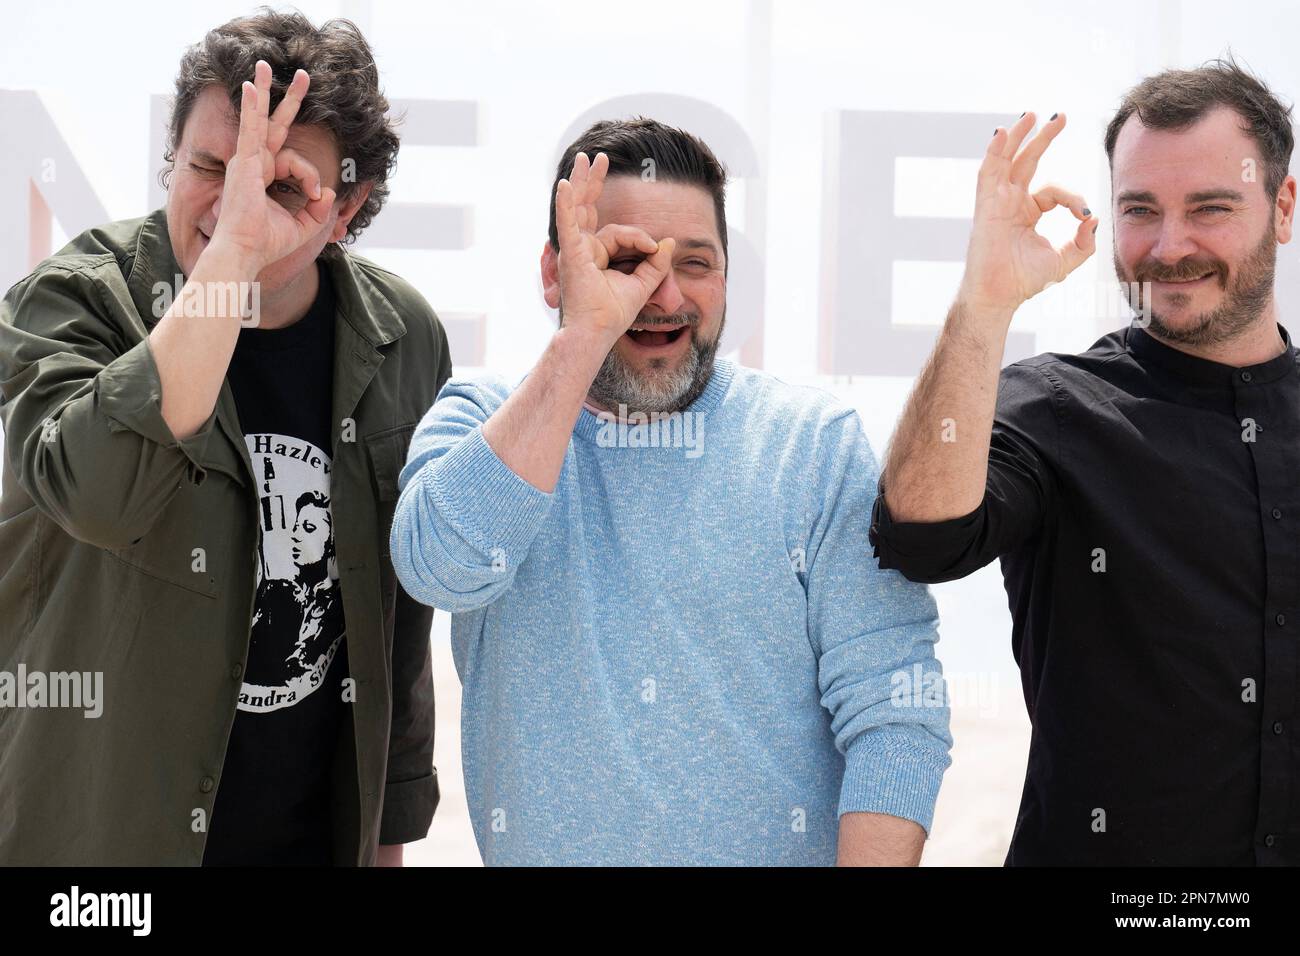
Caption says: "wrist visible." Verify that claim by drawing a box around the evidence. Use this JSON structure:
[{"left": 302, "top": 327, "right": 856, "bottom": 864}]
[
  {"left": 198, "top": 238, "right": 265, "bottom": 283},
  {"left": 552, "top": 322, "right": 618, "bottom": 369},
  {"left": 950, "top": 294, "right": 1016, "bottom": 336}
]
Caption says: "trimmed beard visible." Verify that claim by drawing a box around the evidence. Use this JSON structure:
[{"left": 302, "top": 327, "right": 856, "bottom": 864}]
[
  {"left": 587, "top": 313, "right": 725, "bottom": 416},
  {"left": 1117, "top": 222, "right": 1277, "bottom": 348}
]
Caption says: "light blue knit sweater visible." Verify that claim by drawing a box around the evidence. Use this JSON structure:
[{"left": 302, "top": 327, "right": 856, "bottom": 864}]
[{"left": 391, "top": 360, "right": 952, "bottom": 865}]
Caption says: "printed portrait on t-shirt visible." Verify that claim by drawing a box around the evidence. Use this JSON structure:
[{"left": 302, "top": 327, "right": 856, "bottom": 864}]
[{"left": 239, "top": 432, "right": 346, "bottom": 713}]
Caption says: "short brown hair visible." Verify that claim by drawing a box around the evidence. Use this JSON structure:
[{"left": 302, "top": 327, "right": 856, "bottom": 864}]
[
  {"left": 548, "top": 118, "right": 729, "bottom": 267},
  {"left": 1104, "top": 56, "right": 1295, "bottom": 199},
  {"left": 162, "top": 7, "right": 399, "bottom": 244}
]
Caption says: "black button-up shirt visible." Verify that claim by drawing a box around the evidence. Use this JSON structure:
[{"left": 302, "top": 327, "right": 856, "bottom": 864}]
[{"left": 870, "top": 324, "right": 1299, "bottom": 865}]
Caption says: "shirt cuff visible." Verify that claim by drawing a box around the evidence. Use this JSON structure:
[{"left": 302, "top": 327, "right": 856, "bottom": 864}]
[
  {"left": 869, "top": 493, "right": 982, "bottom": 567},
  {"left": 379, "top": 771, "right": 441, "bottom": 845}
]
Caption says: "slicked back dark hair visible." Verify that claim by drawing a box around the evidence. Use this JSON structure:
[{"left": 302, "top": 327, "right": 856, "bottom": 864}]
[
  {"left": 548, "top": 118, "right": 729, "bottom": 266},
  {"left": 1104, "top": 55, "right": 1295, "bottom": 200},
  {"left": 162, "top": 7, "right": 399, "bottom": 245}
]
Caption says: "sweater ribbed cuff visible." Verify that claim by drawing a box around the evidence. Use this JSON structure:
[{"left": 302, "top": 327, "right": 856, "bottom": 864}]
[{"left": 838, "top": 732, "right": 950, "bottom": 835}]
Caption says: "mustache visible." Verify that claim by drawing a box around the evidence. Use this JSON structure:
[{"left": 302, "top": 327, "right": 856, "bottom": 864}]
[
  {"left": 631, "top": 311, "right": 701, "bottom": 329},
  {"left": 1131, "top": 258, "right": 1227, "bottom": 284}
]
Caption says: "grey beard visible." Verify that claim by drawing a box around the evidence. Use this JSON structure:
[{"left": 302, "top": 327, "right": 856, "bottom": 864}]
[{"left": 588, "top": 320, "right": 723, "bottom": 416}]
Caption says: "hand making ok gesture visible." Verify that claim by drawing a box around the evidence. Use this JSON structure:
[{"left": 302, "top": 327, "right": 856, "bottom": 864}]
[
  {"left": 553, "top": 151, "right": 677, "bottom": 345},
  {"left": 959, "top": 112, "right": 1099, "bottom": 315},
  {"left": 210, "top": 59, "right": 337, "bottom": 273}
]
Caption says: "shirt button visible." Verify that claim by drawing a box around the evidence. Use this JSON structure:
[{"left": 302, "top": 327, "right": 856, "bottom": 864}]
[
  {"left": 1274, "top": 721, "right": 1284, "bottom": 735},
  {"left": 1277, "top": 613, "right": 1287, "bottom": 626},
  {"left": 199, "top": 776, "right": 215, "bottom": 793},
  {"left": 1272, "top": 508, "right": 1283, "bottom": 520},
  {"left": 1241, "top": 370, "right": 1253, "bottom": 383},
  {"left": 230, "top": 663, "right": 243, "bottom": 680},
  {"left": 1265, "top": 834, "right": 1276, "bottom": 847}
]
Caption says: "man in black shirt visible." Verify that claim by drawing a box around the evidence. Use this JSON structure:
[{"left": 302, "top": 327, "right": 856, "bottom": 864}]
[
  {"left": 204, "top": 261, "right": 350, "bottom": 865},
  {"left": 0, "top": 11, "right": 450, "bottom": 865},
  {"left": 871, "top": 58, "right": 1298, "bottom": 864}
]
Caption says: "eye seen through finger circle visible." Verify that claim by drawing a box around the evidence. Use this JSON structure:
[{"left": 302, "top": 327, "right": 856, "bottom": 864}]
[
  {"left": 609, "top": 255, "right": 646, "bottom": 275},
  {"left": 268, "top": 179, "right": 309, "bottom": 213}
]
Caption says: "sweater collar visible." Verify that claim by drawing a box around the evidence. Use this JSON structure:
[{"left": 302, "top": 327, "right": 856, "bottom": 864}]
[{"left": 572, "top": 358, "right": 737, "bottom": 443}]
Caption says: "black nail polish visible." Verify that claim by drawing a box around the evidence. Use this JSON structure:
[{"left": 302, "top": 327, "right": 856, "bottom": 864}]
[
  {"left": 1050, "top": 113, "right": 1059, "bottom": 121},
  {"left": 1092, "top": 224, "right": 1098, "bottom": 234},
  {"left": 1019, "top": 111, "right": 1026, "bottom": 118},
  {"left": 1082, "top": 207, "right": 1091, "bottom": 216},
  {"left": 993, "top": 129, "right": 998, "bottom": 138}
]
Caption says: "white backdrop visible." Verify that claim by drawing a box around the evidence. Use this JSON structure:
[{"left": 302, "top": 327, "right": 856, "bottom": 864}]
[{"left": 5, "top": 0, "right": 1299, "bottom": 864}]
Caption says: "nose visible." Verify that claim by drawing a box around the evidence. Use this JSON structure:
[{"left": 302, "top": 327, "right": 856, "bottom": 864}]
[
  {"left": 1148, "top": 216, "right": 1199, "bottom": 265},
  {"left": 642, "top": 267, "right": 685, "bottom": 316}
]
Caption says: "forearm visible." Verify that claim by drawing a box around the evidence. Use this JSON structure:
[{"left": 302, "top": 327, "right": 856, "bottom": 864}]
[
  {"left": 481, "top": 325, "right": 611, "bottom": 492},
  {"left": 836, "top": 811, "right": 926, "bottom": 866},
  {"left": 882, "top": 298, "right": 1012, "bottom": 521},
  {"left": 149, "top": 242, "right": 260, "bottom": 440}
]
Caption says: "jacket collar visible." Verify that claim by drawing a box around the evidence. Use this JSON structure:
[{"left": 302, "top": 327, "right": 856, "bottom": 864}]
[{"left": 127, "top": 208, "right": 407, "bottom": 350}]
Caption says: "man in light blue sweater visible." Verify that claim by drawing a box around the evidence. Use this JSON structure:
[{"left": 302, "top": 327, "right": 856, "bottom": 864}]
[{"left": 391, "top": 119, "right": 952, "bottom": 865}]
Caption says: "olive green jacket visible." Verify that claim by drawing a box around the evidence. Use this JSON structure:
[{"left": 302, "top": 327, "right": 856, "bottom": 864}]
[{"left": 0, "top": 210, "right": 451, "bottom": 865}]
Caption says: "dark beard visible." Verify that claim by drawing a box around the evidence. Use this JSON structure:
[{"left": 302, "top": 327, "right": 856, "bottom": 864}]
[{"left": 1116, "top": 224, "right": 1277, "bottom": 348}]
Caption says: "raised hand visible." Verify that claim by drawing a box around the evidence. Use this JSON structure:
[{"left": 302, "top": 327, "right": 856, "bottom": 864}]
[
  {"left": 209, "top": 60, "right": 336, "bottom": 273},
  {"left": 553, "top": 151, "right": 676, "bottom": 345},
  {"left": 959, "top": 112, "right": 1098, "bottom": 314}
]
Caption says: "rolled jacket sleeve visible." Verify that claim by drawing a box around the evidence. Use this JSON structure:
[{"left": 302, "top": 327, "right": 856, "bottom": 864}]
[{"left": 0, "top": 263, "right": 219, "bottom": 550}]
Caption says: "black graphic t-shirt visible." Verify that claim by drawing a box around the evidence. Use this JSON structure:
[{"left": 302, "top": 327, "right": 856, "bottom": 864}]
[{"left": 203, "top": 260, "right": 350, "bottom": 866}]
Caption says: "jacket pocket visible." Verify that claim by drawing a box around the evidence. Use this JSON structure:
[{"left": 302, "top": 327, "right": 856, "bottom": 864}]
[
  {"left": 365, "top": 422, "right": 417, "bottom": 506},
  {"left": 105, "top": 542, "right": 219, "bottom": 599},
  {"left": 105, "top": 473, "right": 223, "bottom": 600}
]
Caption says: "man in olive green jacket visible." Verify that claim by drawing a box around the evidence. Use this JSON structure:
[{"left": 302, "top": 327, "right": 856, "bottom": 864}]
[{"left": 0, "top": 12, "right": 449, "bottom": 865}]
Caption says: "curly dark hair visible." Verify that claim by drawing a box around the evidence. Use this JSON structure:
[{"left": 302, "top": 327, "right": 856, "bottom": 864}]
[{"left": 161, "top": 7, "right": 399, "bottom": 245}]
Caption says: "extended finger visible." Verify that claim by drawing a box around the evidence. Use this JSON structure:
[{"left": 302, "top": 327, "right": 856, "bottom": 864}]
[
  {"left": 235, "top": 79, "right": 264, "bottom": 160},
  {"left": 570, "top": 152, "right": 592, "bottom": 232},
  {"left": 1011, "top": 112, "right": 1066, "bottom": 186},
  {"left": 1000, "top": 110, "right": 1038, "bottom": 162},
  {"left": 981, "top": 112, "right": 1032, "bottom": 188},
  {"left": 585, "top": 152, "right": 610, "bottom": 208},
  {"left": 254, "top": 60, "right": 272, "bottom": 142},
  {"left": 267, "top": 69, "right": 310, "bottom": 155},
  {"left": 555, "top": 178, "right": 583, "bottom": 253}
]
